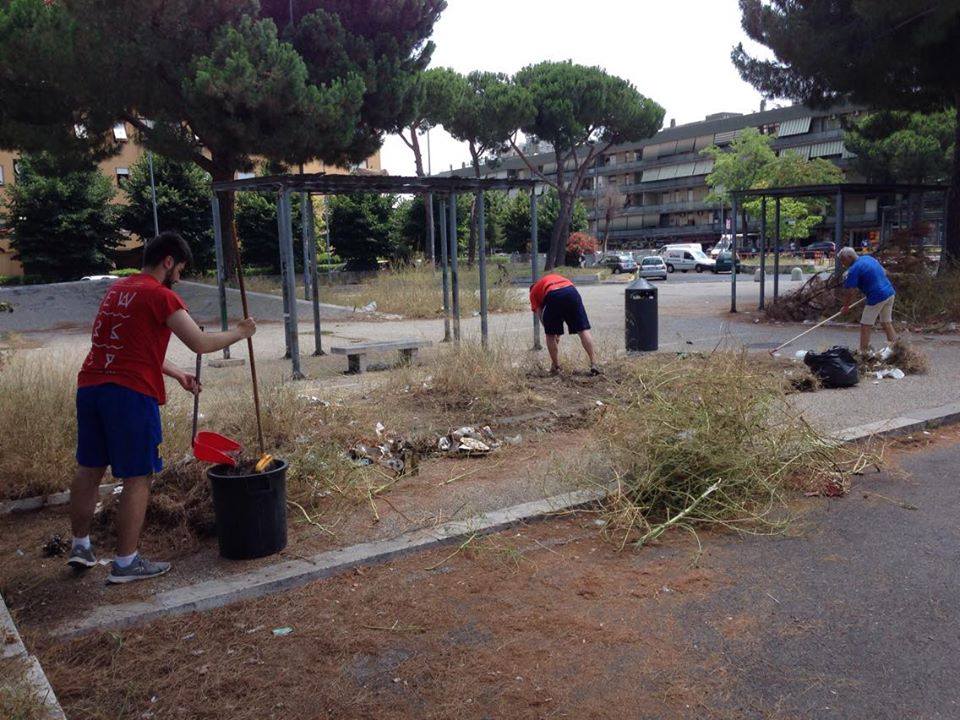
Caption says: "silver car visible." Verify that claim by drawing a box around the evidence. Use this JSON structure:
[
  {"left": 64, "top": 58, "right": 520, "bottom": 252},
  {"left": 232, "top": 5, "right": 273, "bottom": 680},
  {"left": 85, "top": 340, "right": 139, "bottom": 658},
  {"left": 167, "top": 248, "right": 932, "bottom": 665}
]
[{"left": 637, "top": 256, "right": 668, "bottom": 280}]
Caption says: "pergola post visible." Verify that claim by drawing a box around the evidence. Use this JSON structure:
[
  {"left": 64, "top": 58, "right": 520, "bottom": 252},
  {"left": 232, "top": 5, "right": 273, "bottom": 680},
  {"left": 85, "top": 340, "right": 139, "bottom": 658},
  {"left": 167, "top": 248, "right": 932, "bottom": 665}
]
[
  {"left": 426, "top": 192, "right": 436, "bottom": 267},
  {"left": 773, "top": 197, "right": 781, "bottom": 301},
  {"left": 300, "top": 192, "right": 312, "bottom": 301},
  {"left": 211, "top": 193, "right": 230, "bottom": 360},
  {"left": 759, "top": 195, "right": 767, "bottom": 311},
  {"left": 478, "top": 191, "right": 489, "bottom": 349},
  {"left": 278, "top": 190, "right": 304, "bottom": 379},
  {"left": 303, "top": 192, "right": 324, "bottom": 356},
  {"left": 730, "top": 194, "right": 738, "bottom": 313},
  {"left": 834, "top": 189, "right": 845, "bottom": 275},
  {"left": 448, "top": 192, "right": 461, "bottom": 343},
  {"left": 277, "top": 193, "right": 293, "bottom": 360},
  {"left": 438, "top": 199, "right": 451, "bottom": 342},
  {"left": 531, "top": 188, "right": 542, "bottom": 350}
]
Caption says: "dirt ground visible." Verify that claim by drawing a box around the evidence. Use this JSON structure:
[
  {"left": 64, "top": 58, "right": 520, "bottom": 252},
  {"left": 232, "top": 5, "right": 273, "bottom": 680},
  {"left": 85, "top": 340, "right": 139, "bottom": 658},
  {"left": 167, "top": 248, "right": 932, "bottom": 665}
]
[
  {"left": 13, "top": 425, "right": 959, "bottom": 720},
  {"left": 0, "top": 384, "right": 605, "bottom": 634}
]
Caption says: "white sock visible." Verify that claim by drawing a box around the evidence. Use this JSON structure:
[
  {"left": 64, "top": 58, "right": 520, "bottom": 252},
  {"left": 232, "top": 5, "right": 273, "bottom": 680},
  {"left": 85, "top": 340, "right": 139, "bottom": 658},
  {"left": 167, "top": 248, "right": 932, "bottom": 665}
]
[
  {"left": 72, "top": 536, "right": 91, "bottom": 550},
  {"left": 114, "top": 552, "right": 138, "bottom": 568}
]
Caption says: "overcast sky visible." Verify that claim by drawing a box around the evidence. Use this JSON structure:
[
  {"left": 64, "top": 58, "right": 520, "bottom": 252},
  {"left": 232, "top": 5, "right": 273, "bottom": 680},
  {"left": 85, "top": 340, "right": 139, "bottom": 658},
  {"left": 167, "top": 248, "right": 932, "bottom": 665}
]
[{"left": 378, "top": 0, "right": 777, "bottom": 176}]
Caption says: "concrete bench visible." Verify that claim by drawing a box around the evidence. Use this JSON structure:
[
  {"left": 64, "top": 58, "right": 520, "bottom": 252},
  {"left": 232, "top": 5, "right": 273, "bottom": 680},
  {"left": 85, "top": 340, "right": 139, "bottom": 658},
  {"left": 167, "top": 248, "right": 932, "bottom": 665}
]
[{"left": 330, "top": 339, "right": 433, "bottom": 374}]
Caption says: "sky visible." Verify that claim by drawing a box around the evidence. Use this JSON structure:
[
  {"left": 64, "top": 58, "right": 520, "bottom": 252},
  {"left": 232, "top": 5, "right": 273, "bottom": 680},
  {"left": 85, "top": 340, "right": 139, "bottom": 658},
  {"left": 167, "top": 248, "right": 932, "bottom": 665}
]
[{"left": 378, "top": 0, "right": 777, "bottom": 176}]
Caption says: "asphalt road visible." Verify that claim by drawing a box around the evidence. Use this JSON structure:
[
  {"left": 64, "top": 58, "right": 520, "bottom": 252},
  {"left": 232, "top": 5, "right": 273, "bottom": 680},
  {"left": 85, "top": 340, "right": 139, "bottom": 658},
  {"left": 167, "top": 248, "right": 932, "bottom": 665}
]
[{"left": 683, "top": 438, "right": 960, "bottom": 719}]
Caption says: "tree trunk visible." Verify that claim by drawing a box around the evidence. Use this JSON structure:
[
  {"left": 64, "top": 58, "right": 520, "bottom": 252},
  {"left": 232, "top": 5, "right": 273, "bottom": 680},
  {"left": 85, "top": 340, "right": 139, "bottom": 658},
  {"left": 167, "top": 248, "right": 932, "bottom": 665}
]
[
  {"left": 212, "top": 165, "right": 240, "bottom": 278},
  {"left": 942, "top": 107, "right": 960, "bottom": 272},
  {"left": 602, "top": 210, "right": 612, "bottom": 255},
  {"left": 409, "top": 127, "right": 430, "bottom": 259},
  {"left": 548, "top": 191, "right": 574, "bottom": 269},
  {"left": 467, "top": 147, "right": 481, "bottom": 266}
]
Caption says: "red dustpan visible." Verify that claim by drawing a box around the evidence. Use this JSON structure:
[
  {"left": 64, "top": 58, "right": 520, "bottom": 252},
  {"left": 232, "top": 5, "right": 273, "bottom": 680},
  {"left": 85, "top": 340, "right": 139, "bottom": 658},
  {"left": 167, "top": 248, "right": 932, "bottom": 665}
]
[
  {"left": 190, "top": 346, "right": 242, "bottom": 467},
  {"left": 194, "top": 431, "right": 241, "bottom": 467}
]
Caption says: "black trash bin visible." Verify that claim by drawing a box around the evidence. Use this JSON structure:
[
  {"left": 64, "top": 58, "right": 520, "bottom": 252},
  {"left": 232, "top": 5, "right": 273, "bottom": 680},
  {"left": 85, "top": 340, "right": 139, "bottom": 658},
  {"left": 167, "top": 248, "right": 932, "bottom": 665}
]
[
  {"left": 208, "top": 459, "right": 288, "bottom": 560},
  {"left": 625, "top": 278, "right": 658, "bottom": 352}
]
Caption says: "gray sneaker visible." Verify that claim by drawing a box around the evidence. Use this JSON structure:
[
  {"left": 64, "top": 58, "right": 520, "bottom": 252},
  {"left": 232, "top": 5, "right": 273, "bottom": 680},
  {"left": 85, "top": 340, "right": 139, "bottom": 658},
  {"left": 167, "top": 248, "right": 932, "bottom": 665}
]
[
  {"left": 67, "top": 544, "right": 98, "bottom": 570},
  {"left": 107, "top": 555, "right": 171, "bottom": 584}
]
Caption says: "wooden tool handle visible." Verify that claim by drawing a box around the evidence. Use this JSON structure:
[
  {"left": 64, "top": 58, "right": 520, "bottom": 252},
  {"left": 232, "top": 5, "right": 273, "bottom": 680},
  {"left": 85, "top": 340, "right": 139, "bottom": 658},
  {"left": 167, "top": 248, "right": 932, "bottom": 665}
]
[
  {"left": 769, "top": 298, "right": 865, "bottom": 355},
  {"left": 232, "top": 232, "right": 266, "bottom": 456},
  {"left": 191, "top": 343, "right": 202, "bottom": 442}
]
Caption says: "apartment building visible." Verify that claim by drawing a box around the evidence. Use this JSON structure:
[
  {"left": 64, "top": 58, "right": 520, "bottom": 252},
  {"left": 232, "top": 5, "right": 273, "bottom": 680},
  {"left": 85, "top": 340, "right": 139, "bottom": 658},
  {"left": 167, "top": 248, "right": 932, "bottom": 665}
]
[
  {"left": 443, "top": 103, "right": 885, "bottom": 250},
  {"left": 0, "top": 122, "right": 381, "bottom": 277}
]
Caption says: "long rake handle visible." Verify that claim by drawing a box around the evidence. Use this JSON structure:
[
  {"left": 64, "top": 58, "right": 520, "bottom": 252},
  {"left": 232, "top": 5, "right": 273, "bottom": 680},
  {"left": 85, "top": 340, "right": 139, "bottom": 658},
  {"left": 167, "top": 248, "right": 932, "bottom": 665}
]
[
  {"left": 191, "top": 331, "right": 203, "bottom": 442},
  {"left": 769, "top": 298, "right": 864, "bottom": 356},
  {"left": 229, "top": 220, "right": 266, "bottom": 456}
]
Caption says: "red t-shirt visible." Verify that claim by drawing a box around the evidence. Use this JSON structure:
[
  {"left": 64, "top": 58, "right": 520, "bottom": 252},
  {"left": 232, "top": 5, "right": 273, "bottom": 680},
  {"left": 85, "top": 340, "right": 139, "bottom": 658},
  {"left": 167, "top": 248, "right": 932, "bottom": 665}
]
[
  {"left": 77, "top": 274, "right": 187, "bottom": 405},
  {"left": 529, "top": 274, "right": 574, "bottom": 312}
]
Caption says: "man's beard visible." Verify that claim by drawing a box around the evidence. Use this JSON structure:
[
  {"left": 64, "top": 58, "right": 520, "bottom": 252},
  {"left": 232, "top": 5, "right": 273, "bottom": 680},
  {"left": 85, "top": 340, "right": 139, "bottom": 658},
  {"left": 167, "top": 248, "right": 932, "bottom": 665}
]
[{"left": 162, "top": 268, "right": 177, "bottom": 289}]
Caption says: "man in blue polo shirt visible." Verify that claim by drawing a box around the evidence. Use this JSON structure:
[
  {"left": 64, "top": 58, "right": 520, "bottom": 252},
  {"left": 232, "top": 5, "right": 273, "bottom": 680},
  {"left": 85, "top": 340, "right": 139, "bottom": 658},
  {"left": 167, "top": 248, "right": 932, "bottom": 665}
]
[{"left": 839, "top": 247, "right": 897, "bottom": 353}]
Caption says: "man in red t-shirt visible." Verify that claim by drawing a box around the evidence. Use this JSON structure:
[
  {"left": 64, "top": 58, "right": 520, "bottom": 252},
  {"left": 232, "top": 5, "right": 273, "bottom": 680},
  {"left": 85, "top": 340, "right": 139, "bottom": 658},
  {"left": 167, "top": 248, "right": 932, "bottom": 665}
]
[
  {"left": 529, "top": 274, "right": 599, "bottom": 375},
  {"left": 68, "top": 232, "right": 257, "bottom": 583}
]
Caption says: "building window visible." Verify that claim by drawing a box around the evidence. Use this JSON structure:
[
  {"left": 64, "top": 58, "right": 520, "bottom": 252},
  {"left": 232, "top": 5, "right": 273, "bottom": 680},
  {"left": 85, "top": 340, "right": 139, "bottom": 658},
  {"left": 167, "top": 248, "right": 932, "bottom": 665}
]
[
  {"left": 113, "top": 122, "right": 128, "bottom": 141},
  {"left": 115, "top": 167, "right": 130, "bottom": 187},
  {"left": 0, "top": 164, "right": 4, "bottom": 186},
  {"left": 13, "top": 160, "right": 22, "bottom": 179},
  {"left": 74, "top": 124, "right": 87, "bottom": 139}
]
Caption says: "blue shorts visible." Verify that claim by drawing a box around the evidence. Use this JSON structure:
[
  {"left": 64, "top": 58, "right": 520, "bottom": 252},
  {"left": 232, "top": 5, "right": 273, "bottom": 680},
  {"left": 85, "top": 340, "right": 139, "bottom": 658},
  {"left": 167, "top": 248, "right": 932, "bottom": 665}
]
[
  {"left": 541, "top": 285, "right": 591, "bottom": 336},
  {"left": 76, "top": 384, "right": 163, "bottom": 478}
]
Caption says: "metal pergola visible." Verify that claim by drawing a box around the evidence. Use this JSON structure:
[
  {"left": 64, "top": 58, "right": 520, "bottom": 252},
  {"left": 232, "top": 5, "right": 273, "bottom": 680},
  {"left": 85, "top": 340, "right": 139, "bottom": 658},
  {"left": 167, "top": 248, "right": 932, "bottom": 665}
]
[
  {"left": 210, "top": 173, "right": 540, "bottom": 378},
  {"left": 727, "top": 182, "right": 948, "bottom": 313}
]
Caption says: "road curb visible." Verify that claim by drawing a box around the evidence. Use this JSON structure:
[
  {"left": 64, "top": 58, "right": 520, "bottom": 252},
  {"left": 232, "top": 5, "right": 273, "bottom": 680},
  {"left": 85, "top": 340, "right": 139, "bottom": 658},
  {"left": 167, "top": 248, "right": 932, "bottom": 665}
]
[
  {"left": 1, "top": 482, "right": 119, "bottom": 516},
  {"left": 35, "top": 400, "right": 960, "bottom": 640},
  {"left": 832, "top": 401, "right": 960, "bottom": 443},
  {"left": 1, "top": 593, "right": 67, "bottom": 719},
  {"left": 53, "top": 487, "right": 608, "bottom": 639}
]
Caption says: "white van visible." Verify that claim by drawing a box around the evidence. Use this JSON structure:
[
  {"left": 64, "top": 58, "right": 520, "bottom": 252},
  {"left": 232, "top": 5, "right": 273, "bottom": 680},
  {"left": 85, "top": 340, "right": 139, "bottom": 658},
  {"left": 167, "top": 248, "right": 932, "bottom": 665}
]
[
  {"left": 662, "top": 247, "right": 716, "bottom": 273},
  {"left": 659, "top": 243, "right": 704, "bottom": 256}
]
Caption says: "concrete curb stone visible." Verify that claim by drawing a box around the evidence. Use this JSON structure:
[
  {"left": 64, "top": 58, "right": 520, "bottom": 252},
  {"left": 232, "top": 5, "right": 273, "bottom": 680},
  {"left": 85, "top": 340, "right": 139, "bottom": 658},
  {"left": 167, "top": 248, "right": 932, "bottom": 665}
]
[{"left": 1, "top": 593, "right": 67, "bottom": 719}]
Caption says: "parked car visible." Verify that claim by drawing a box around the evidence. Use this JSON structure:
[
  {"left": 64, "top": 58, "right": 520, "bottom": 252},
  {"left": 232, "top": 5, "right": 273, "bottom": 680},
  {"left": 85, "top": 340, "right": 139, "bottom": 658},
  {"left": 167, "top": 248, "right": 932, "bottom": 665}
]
[
  {"left": 800, "top": 241, "right": 836, "bottom": 258},
  {"left": 637, "top": 255, "right": 668, "bottom": 280},
  {"left": 662, "top": 248, "right": 716, "bottom": 273},
  {"left": 602, "top": 253, "right": 638, "bottom": 274},
  {"left": 713, "top": 251, "right": 741, "bottom": 274}
]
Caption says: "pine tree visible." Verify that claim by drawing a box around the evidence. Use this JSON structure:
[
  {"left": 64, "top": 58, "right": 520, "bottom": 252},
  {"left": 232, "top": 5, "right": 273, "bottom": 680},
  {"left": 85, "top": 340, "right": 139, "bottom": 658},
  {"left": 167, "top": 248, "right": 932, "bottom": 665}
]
[{"left": 4, "top": 153, "right": 118, "bottom": 281}]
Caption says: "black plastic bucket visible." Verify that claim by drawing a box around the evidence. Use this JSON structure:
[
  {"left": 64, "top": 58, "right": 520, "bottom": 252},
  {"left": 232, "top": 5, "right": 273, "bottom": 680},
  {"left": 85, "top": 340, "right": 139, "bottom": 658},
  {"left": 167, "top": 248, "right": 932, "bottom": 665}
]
[{"left": 207, "top": 459, "right": 288, "bottom": 560}]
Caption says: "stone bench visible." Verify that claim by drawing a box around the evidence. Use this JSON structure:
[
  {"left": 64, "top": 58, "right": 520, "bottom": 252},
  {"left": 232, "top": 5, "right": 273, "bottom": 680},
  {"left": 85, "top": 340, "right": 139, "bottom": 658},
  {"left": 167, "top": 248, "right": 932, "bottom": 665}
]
[{"left": 330, "top": 339, "right": 433, "bottom": 374}]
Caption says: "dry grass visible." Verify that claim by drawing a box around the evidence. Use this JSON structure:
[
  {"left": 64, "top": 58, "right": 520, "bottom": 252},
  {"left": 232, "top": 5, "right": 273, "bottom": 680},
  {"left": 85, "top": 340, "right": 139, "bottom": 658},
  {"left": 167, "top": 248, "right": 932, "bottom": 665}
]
[
  {"left": 892, "top": 269, "right": 960, "bottom": 328},
  {"left": 592, "top": 351, "right": 873, "bottom": 549},
  {"left": 0, "top": 657, "right": 50, "bottom": 720},
  {"left": 335, "top": 266, "right": 524, "bottom": 317},
  {"left": 887, "top": 339, "right": 928, "bottom": 374},
  {"left": 0, "top": 350, "right": 81, "bottom": 499},
  {"left": 210, "top": 265, "right": 526, "bottom": 319},
  {"left": 410, "top": 340, "right": 533, "bottom": 414}
]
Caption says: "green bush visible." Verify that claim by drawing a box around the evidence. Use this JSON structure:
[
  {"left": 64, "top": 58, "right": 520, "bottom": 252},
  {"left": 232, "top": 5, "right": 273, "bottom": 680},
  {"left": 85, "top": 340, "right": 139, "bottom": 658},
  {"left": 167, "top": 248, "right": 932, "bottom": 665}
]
[
  {"left": 0, "top": 274, "right": 46, "bottom": 286},
  {"left": 109, "top": 268, "right": 141, "bottom": 277}
]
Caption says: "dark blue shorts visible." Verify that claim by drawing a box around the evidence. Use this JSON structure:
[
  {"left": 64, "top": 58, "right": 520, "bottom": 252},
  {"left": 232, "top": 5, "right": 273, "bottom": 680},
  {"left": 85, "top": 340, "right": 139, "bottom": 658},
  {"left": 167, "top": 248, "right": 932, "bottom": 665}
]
[
  {"left": 76, "top": 384, "right": 163, "bottom": 478},
  {"left": 541, "top": 285, "right": 591, "bottom": 336}
]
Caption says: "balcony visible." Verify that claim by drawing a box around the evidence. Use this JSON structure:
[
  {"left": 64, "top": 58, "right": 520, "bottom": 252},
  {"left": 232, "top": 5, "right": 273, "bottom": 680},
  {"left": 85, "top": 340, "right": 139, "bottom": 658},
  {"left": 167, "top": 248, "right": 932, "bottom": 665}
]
[{"left": 606, "top": 224, "right": 723, "bottom": 241}]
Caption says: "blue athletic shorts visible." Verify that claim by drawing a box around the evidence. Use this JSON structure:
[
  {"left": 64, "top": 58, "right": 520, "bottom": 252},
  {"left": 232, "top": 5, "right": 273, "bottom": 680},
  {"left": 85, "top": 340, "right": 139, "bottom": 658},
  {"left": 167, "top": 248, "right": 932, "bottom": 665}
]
[
  {"left": 76, "top": 383, "right": 163, "bottom": 478},
  {"left": 541, "top": 285, "right": 591, "bottom": 336}
]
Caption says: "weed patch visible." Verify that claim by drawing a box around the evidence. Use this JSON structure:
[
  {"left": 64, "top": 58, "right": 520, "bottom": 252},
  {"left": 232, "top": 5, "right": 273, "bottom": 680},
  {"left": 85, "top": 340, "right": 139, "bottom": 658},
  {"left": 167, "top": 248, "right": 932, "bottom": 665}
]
[{"left": 593, "top": 352, "right": 873, "bottom": 549}]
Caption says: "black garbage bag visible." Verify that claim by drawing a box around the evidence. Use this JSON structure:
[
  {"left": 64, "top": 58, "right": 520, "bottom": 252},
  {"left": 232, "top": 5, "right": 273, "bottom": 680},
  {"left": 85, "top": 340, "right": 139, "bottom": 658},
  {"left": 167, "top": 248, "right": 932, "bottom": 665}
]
[{"left": 803, "top": 346, "right": 860, "bottom": 388}]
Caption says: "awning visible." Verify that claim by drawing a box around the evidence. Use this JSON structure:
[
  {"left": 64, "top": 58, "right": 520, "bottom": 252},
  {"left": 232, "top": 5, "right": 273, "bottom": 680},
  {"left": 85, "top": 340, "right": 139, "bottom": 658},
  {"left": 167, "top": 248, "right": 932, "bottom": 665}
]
[{"left": 777, "top": 116, "right": 812, "bottom": 137}]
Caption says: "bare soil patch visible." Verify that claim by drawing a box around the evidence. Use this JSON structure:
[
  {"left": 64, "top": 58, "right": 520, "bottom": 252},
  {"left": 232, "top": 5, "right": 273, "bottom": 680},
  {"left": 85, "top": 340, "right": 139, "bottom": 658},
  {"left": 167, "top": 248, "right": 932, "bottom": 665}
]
[{"left": 33, "top": 516, "right": 746, "bottom": 720}]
